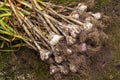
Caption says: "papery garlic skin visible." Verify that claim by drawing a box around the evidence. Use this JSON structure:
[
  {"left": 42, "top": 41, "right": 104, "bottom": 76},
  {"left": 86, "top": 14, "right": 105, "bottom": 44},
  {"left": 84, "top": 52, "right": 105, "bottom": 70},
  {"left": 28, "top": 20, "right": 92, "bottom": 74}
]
[
  {"left": 50, "top": 34, "right": 63, "bottom": 46},
  {"left": 92, "top": 12, "right": 102, "bottom": 19},
  {"left": 40, "top": 50, "right": 51, "bottom": 61},
  {"left": 78, "top": 3, "right": 88, "bottom": 12},
  {"left": 83, "top": 22, "right": 93, "bottom": 30},
  {"left": 55, "top": 56, "right": 63, "bottom": 64}
]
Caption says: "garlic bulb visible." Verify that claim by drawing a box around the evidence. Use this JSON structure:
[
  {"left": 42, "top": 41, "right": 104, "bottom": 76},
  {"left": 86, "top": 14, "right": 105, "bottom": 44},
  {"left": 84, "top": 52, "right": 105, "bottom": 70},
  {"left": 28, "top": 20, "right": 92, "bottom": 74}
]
[
  {"left": 50, "top": 64, "right": 60, "bottom": 75},
  {"left": 78, "top": 3, "right": 87, "bottom": 12},
  {"left": 83, "top": 22, "right": 93, "bottom": 30},
  {"left": 40, "top": 50, "right": 51, "bottom": 61},
  {"left": 55, "top": 56, "right": 63, "bottom": 64},
  {"left": 91, "top": 12, "right": 102, "bottom": 19},
  {"left": 66, "top": 36, "right": 76, "bottom": 45},
  {"left": 58, "top": 65, "right": 69, "bottom": 75},
  {"left": 50, "top": 34, "right": 63, "bottom": 46}
]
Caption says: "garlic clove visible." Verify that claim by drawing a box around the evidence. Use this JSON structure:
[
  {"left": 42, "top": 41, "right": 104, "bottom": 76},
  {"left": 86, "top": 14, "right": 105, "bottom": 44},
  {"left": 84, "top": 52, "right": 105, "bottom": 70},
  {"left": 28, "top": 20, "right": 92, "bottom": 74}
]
[
  {"left": 91, "top": 12, "right": 102, "bottom": 19},
  {"left": 50, "top": 34, "right": 63, "bottom": 46}
]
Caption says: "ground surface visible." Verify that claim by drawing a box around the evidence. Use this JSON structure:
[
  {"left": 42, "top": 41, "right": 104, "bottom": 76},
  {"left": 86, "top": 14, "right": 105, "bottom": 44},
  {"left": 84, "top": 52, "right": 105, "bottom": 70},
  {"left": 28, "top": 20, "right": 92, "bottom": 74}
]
[{"left": 0, "top": 0, "right": 120, "bottom": 80}]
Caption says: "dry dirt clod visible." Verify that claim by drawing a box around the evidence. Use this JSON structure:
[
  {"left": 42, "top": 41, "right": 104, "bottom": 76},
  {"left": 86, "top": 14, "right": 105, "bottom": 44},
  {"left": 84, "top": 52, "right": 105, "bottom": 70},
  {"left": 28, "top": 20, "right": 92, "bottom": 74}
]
[
  {"left": 47, "top": 58, "right": 55, "bottom": 64},
  {"left": 54, "top": 73, "right": 62, "bottom": 80}
]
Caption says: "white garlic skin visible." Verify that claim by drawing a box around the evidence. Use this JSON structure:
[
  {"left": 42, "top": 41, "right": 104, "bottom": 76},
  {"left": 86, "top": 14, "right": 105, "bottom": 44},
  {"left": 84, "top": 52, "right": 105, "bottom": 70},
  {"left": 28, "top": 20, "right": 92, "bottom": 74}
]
[
  {"left": 83, "top": 22, "right": 93, "bottom": 30},
  {"left": 92, "top": 12, "right": 102, "bottom": 19},
  {"left": 40, "top": 50, "right": 51, "bottom": 61},
  {"left": 78, "top": 3, "right": 87, "bottom": 12},
  {"left": 50, "top": 34, "right": 63, "bottom": 46}
]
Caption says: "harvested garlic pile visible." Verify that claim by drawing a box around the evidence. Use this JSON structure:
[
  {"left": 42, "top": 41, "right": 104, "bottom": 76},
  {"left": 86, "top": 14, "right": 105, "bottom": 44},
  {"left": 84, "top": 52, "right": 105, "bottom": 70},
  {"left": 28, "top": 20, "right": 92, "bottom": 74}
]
[{"left": 39, "top": 3, "right": 107, "bottom": 80}]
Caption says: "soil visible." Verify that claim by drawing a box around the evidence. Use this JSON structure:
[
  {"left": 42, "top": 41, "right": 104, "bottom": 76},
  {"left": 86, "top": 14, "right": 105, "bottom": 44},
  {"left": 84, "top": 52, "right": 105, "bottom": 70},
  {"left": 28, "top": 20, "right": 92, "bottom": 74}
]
[{"left": 0, "top": 0, "right": 120, "bottom": 80}]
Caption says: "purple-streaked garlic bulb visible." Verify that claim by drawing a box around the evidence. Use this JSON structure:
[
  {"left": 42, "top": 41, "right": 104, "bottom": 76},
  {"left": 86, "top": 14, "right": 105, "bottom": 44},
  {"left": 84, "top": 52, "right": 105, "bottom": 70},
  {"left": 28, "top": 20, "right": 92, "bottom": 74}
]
[{"left": 81, "top": 43, "right": 87, "bottom": 52}]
